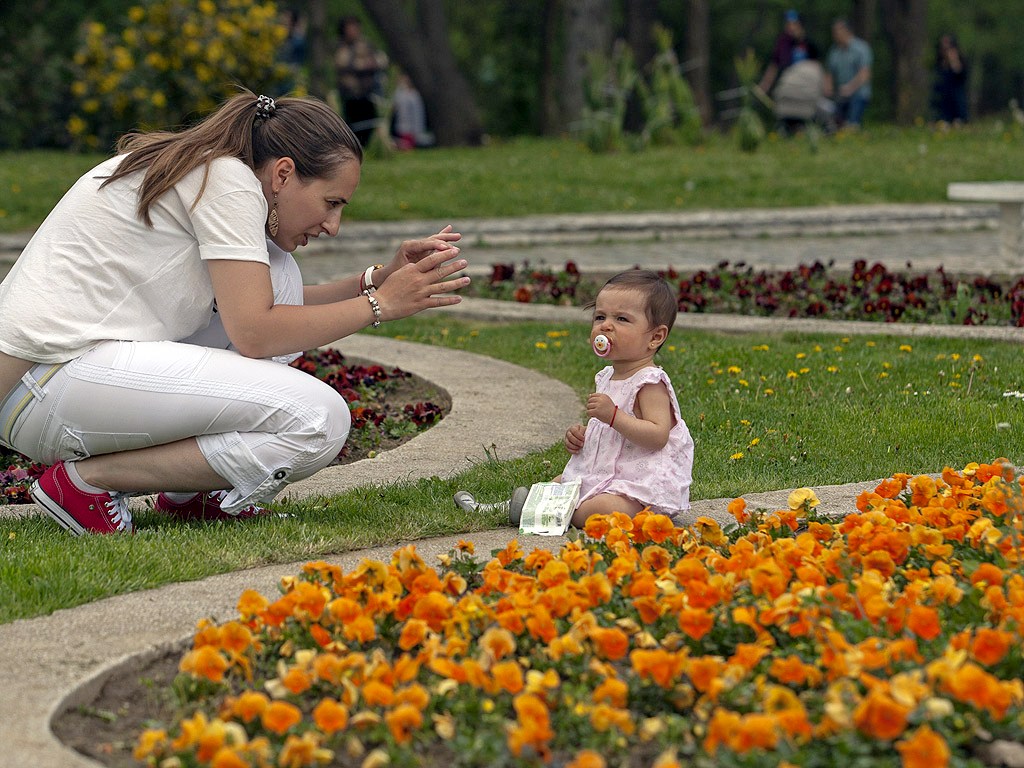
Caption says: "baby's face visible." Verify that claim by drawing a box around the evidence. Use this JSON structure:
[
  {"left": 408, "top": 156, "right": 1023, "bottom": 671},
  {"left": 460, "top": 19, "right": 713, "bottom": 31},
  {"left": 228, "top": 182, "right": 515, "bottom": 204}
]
[{"left": 590, "top": 287, "right": 657, "bottom": 362}]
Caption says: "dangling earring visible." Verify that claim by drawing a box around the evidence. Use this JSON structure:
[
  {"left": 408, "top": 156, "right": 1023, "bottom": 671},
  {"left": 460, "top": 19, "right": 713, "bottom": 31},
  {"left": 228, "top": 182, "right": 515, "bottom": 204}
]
[{"left": 268, "top": 192, "right": 279, "bottom": 236}]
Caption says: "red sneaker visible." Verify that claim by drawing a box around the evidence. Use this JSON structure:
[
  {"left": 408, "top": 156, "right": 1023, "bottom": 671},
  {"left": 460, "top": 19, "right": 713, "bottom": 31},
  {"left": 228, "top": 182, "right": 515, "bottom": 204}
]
[
  {"left": 154, "top": 490, "right": 264, "bottom": 521},
  {"left": 31, "top": 461, "right": 132, "bottom": 536}
]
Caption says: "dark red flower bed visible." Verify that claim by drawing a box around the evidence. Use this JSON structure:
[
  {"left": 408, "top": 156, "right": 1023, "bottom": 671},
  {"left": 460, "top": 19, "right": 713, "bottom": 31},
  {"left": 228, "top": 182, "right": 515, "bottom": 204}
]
[
  {"left": 0, "top": 349, "right": 444, "bottom": 504},
  {"left": 473, "top": 258, "right": 1024, "bottom": 326}
]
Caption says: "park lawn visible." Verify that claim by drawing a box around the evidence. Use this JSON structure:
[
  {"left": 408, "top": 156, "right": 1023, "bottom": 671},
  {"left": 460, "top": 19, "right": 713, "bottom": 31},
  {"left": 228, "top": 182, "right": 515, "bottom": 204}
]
[
  {"left": 2, "top": 316, "right": 1022, "bottom": 624},
  {"left": 2, "top": 122, "right": 1024, "bottom": 233}
]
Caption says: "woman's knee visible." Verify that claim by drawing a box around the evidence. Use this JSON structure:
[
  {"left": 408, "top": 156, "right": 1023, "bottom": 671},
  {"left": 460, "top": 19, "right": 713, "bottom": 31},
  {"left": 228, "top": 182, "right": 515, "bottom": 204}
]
[{"left": 280, "top": 377, "right": 351, "bottom": 478}]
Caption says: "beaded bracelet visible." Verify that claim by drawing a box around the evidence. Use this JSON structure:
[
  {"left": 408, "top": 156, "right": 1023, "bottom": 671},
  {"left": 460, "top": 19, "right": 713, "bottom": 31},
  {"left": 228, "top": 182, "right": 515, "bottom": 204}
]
[
  {"left": 363, "top": 290, "right": 381, "bottom": 328},
  {"left": 360, "top": 264, "right": 384, "bottom": 294}
]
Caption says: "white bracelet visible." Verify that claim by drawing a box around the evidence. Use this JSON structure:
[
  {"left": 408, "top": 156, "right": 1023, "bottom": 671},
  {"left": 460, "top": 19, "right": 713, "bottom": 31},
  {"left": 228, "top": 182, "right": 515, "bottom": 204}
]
[
  {"left": 361, "top": 264, "right": 383, "bottom": 294},
  {"left": 363, "top": 290, "right": 381, "bottom": 327}
]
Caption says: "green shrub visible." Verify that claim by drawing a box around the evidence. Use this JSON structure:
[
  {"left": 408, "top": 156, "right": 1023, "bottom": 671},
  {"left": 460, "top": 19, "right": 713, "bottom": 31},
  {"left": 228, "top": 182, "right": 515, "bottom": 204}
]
[
  {"left": 67, "top": 0, "right": 290, "bottom": 151},
  {"left": 0, "top": 26, "right": 70, "bottom": 149}
]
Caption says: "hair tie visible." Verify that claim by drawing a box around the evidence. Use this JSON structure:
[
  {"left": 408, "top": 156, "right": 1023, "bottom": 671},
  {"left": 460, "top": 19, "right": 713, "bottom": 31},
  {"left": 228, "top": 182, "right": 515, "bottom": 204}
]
[{"left": 255, "top": 95, "right": 276, "bottom": 120}]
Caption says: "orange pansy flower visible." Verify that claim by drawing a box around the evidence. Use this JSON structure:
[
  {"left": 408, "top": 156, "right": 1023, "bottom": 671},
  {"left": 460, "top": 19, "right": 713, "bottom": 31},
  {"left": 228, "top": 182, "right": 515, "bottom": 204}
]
[
  {"left": 592, "top": 676, "right": 628, "bottom": 707},
  {"left": 385, "top": 703, "right": 423, "bottom": 744},
  {"left": 567, "top": 750, "right": 606, "bottom": 768},
  {"left": 677, "top": 608, "right": 714, "bottom": 641},
  {"left": 971, "top": 563, "right": 1005, "bottom": 587},
  {"left": 312, "top": 698, "right": 348, "bottom": 734},
  {"left": 583, "top": 514, "right": 613, "bottom": 540},
  {"left": 210, "top": 747, "right": 249, "bottom": 768},
  {"left": 231, "top": 690, "right": 269, "bottom": 723},
  {"left": 896, "top": 724, "right": 951, "bottom": 768},
  {"left": 492, "top": 660, "right": 525, "bottom": 694},
  {"left": 687, "top": 656, "right": 723, "bottom": 694},
  {"left": 262, "top": 700, "right": 302, "bottom": 735},
  {"left": 236, "top": 589, "right": 269, "bottom": 620},
  {"left": 362, "top": 680, "right": 395, "bottom": 707},
  {"left": 971, "top": 627, "right": 1013, "bottom": 666},
  {"left": 633, "top": 595, "right": 663, "bottom": 624},
  {"left": 732, "top": 712, "right": 779, "bottom": 753},
  {"left": 480, "top": 626, "right": 517, "bottom": 660},
  {"left": 641, "top": 513, "right": 676, "bottom": 543},
  {"left": 852, "top": 688, "right": 910, "bottom": 740},
  {"left": 180, "top": 645, "right": 229, "bottom": 683},
  {"left": 906, "top": 605, "right": 942, "bottom": 641},
  {"left": 591, "top": 626, "right": 630, "bottom": 660},
  {"left": 728, "top": 497, "right": 749, "bottom": 524},
  {"left": 526, "top": 605, "right": 558, "bottom": 643},
  {"left": 412, "top": 591, "right": 452, "bottom": 632},
  {"left": 631, "top": 648, "right": 685, "bottom": 688},
  {"left": 398, "top": 618, "right": 428, "bottom": 651},
  {"left": 282, "top": 666, "right": 313, "bottom": 695}
]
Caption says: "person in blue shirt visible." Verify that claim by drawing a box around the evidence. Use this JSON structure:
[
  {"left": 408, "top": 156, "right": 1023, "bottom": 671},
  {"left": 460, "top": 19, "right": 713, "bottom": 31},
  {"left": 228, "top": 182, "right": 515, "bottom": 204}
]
[{"left": 825, "top": 18, "right": 872, "bottom": 129}]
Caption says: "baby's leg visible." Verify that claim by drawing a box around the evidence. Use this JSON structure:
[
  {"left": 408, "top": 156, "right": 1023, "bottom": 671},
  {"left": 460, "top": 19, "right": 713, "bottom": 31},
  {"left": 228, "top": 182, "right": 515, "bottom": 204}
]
[{"left": 571, "top": 493, "right": 645, "bottom": 528}]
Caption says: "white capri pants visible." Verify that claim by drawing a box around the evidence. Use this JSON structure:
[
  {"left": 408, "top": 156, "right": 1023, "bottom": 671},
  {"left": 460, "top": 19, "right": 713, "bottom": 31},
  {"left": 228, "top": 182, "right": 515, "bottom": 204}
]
[{"left": 0, "top": 340, "right": 350, "bottom": 513}]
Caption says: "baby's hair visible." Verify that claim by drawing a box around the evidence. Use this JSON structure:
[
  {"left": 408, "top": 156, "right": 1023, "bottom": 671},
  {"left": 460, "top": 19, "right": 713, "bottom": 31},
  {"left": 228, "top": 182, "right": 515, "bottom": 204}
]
[{"left": 592, "top": 269, "right": 678, "bottom": 330}]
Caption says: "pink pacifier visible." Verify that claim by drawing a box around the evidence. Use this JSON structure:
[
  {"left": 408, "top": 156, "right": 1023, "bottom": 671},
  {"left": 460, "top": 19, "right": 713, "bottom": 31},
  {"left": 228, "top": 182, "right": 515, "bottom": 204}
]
[{"left": 592, "top": 334, "right": 611, "bottom": 357}]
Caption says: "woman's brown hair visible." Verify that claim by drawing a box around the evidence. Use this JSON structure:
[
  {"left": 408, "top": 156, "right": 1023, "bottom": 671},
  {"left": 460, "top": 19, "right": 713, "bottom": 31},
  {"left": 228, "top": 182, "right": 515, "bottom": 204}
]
[{"left": 101, "top": 89, "right": 362, "bottom": 226}]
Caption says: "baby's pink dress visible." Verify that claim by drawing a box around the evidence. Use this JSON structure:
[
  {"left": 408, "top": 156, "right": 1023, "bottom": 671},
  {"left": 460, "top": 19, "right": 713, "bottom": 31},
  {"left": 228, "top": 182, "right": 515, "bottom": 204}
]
[{"left": 562, "top": 365, "right": 693, "bottom": 517}]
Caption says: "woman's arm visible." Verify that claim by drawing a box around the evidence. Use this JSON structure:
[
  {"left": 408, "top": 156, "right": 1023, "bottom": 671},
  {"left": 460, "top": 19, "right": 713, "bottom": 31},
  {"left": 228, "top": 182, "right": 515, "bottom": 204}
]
[{"left": 208, "top": 247, "right": 468, "bottom": 359}]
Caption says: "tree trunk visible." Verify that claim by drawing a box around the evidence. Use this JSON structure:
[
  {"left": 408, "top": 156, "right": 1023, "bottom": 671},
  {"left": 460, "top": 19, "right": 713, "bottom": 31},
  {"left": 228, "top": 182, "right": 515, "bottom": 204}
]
[
  {"left": 559, "top": 0, "right": 613, "bottom": 130},
  {"left": 625, "top": 0, "right": 658, "bottom": 73},
  {"left": 306, "top": 0, "right": 330, "bottom": 101},
  {"left": 686, "top": 0, "right": 712, "bottom": 126},
  {"left": 879, "top": 0, "right": 929, "bottom": 124},
  {"left": 360, "top": 0, "right": 484, "bottom": 146},
  {"left": 539, "top": 0, "right": 563, "bottom": 135},
  {"left": 851, "top": 0, "right": 877, "bottom": 43}
]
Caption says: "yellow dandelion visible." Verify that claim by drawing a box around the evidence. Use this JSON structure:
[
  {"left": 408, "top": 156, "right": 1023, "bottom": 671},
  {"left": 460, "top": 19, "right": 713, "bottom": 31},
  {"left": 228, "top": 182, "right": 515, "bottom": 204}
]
[
  {"left": 730, "top": 452, "right": 744, "bottom": 460},
  {"left": 899, "top": 344, "right": 913, "bottom": 352}
]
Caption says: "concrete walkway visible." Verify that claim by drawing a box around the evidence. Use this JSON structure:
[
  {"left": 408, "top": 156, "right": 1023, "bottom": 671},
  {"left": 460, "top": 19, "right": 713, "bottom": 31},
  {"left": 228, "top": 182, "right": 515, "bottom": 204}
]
[{"left": 1, "top": 203, "right": 1021, "bottom": 768}]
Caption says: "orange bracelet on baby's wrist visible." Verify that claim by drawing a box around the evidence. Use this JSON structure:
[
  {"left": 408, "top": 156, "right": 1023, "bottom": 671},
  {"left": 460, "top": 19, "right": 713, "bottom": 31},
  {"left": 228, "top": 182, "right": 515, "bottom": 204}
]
[{"left": 609, "top": 405, "right": 618, "bottom": 428}]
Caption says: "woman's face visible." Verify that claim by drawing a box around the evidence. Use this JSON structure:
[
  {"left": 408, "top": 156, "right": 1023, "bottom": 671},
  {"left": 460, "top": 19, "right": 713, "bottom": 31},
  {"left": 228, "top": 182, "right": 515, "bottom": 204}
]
[{"left": 268, "top": 158, "right": 361, "bottom": 252}]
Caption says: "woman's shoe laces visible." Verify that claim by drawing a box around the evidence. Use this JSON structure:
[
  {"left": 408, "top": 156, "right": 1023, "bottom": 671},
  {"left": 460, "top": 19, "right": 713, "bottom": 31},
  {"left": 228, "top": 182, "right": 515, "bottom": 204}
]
[{"left": 105, "top": 492, "right": 133, "bottom": 533}]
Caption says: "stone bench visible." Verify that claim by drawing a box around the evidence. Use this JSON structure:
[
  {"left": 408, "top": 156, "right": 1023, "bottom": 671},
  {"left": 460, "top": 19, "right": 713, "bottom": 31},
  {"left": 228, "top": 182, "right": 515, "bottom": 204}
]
[{"left": 947, "top": 181, "right": 1024, "bottom": 268}]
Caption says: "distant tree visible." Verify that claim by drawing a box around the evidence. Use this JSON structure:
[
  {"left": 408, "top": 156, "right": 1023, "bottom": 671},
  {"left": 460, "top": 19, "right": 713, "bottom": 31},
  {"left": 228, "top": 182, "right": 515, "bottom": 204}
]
[
  {"left": 852, "top": 0, "right": 878, "bottom": 42},
  {"left": 539, "top": 0, "right": 563, "bottom": 135},
  {"left": 559, "top": 0, "right": 613, "bottom": 130},
  {"left": 305, "top": 0, "right": 330, "bottom": 100},
  {"left": 626, "top": 0, "right": 658, "bottom": 72},
  {"left": 360, "top": 0, "right": 484, "bottom": 146},
  {"left": 685, "top": 0, "right": 712, "bottom": 126},
  {"left": 879, "top": 0, "right": 930, "bottom": 123}
]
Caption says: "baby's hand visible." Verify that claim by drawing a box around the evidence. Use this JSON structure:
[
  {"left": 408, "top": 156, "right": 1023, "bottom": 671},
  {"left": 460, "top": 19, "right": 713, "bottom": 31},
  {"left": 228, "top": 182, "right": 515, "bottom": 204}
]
[
  {"left": 565, "top": 423, "right": 586, "bottom": 453},
  {"left": 585, "top": 392, "right": 616, "bottom": 425}
]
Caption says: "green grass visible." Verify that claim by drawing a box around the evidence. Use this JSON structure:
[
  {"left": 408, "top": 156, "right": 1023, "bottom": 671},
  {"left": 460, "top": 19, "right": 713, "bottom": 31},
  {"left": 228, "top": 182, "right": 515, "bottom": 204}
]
[
  {"left": 3, "top": 123, "right": 1024, "bottom": 232},
  {"left": 3, "top": 123, "right": 1024, "bottom": 623},
  {"left": 3, "top": 315, "right": 1023, "bottom": 624}
]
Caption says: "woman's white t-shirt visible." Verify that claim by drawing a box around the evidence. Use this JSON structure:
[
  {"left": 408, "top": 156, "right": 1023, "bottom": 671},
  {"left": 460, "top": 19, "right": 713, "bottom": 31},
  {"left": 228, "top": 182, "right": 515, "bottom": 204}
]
[{"left": 0, "top": 155, "right": 270, "bottom": 363}]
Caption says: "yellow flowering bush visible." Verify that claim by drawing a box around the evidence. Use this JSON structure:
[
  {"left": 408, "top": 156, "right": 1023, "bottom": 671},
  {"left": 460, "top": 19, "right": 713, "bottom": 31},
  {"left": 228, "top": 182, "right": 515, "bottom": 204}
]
[
  {"left": 137, "top": 459, "right": 1024, "bottom": 767},
  {"left": 68, "top": 0, "right": 288, "bottom": 150}
]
